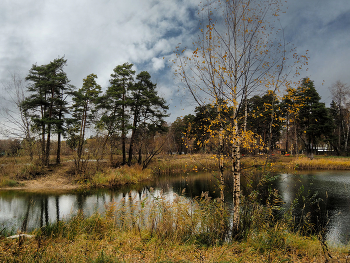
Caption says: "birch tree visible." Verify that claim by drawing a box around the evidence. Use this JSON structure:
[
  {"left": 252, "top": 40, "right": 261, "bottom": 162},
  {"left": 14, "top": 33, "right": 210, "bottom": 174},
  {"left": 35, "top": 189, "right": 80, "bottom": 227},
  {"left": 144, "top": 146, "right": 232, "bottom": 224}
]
[{"left": 176, "top": 0, "right": 305, "bottom": 231}]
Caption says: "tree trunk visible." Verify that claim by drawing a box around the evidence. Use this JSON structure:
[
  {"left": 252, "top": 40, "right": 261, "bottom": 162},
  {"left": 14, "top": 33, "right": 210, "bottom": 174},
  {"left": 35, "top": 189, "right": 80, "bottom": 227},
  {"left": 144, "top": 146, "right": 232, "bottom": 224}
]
[
  {"left": 138, "top": 146, "right": 142, "bottom": 165},
  {"left": 41, "top": 123, "right": 46, "bottom": 166},
  {"left": 128, "top": 113, "right": 138, "bottom": 166},
  {"left": 121, "top": 91, "right": 126, "bottom": 165},
  {"left": 232, "top": 119, "right": 240, "bottom": 230},
  {"left": 45, "top": 124, "right": 51, "bottom": 166},
  {"left": 217, "top": 106, "right": 225, "bottom": 202},
  {"left": 57, "top": 131, "right": 61, "bottom": 165},
  {"left": 56, "top": 108, "right": 63, "bottom": 165},
  {"left": 345, "top": 122, "right": 350, "bottom": 151},
  {"left": 128, "top": 130, "right": 135, "bottom": 166}
]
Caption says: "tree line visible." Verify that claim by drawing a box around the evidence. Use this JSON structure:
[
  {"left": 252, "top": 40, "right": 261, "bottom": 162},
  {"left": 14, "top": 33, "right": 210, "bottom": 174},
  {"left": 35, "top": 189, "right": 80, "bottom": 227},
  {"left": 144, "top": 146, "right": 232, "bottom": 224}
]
[
  {"left": 170, "top": 77, "right": 350, "bottom": 157},
  {"left": 2, "top": 58, "right": 349, "bottom": 169},
  {"left": 1, "top": 58, "right": 169, "bottom": 172}
]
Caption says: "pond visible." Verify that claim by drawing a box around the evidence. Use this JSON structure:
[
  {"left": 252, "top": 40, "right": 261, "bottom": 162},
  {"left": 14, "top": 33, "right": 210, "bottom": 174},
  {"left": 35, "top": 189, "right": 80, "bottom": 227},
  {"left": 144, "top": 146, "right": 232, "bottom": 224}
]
[{"left": 1, "top": 170, "right": 350, "bottom": 246}]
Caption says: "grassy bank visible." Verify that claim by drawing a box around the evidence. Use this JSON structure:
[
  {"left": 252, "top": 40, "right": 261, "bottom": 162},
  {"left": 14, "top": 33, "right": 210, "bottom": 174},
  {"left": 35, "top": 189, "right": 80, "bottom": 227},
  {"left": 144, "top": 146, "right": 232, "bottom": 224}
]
[
  {"left": 291, "top": 156, "right": 350, "bottom": 170},
  {"left": 1, "top": 193, "right": 346, "bottom": 262},
  {"left": 2, "top": 154, "right": 350, "bottom": 190}
]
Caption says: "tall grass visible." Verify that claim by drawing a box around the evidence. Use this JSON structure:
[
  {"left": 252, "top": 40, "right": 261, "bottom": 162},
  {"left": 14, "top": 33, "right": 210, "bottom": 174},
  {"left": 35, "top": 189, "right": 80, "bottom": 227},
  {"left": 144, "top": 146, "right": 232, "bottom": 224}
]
[
  {"left": 0, "top": 189, "right": 336, "bottom": 262},
  {"left": 82, "top": 164, "right": 153, "bottom": 188},
  {"left": 150, "top": 154, "right": 229, "bottom": 175}
]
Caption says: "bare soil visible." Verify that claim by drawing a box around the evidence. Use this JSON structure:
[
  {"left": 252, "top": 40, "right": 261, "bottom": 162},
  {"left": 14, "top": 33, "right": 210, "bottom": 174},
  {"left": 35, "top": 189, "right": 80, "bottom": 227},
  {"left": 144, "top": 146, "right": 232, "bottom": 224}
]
[
  {"left": 18, "top": 174, "right": 79, "bottom": 192},
  {"left": 1, "top": 163, "right": 80, "bottom": 193}
]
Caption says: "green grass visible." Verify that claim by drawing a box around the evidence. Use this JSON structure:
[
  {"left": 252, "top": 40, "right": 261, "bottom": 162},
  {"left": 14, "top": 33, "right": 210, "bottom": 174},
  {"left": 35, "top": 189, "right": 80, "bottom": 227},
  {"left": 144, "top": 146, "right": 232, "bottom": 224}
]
[{"left": 0, "top": 178, "right": 19, "bottom": 187}]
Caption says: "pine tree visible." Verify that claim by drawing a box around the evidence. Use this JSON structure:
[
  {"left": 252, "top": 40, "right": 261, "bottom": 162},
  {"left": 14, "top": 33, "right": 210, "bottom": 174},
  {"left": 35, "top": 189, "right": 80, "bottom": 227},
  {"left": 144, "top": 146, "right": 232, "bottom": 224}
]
[
  {"left": 71, "top": 74, "right": 101, "bottom": 173},
  {"left": 100, "top": 63, "right": 135, "bottom": 165},
  {"left": 22, "top": 57, "right": 71, "bottom": 165},
  {"left": 128, "top": 71, "right": 169, "bottom": 166},
  {"left": 296, "top": 78, "right": 334, "bottom": 157}
]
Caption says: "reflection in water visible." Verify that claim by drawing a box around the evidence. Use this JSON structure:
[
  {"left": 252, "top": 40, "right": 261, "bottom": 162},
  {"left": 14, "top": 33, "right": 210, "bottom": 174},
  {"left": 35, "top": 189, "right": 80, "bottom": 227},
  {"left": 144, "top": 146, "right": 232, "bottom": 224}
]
[
  {"left": 1, "top": 171, "right": 350, "bottom": 246},
  {"left": 0, "top": 173, "right": 221, "bottom": 234},
  {"left": 275, "top": 171, "right": 350, "bottom": 246}
]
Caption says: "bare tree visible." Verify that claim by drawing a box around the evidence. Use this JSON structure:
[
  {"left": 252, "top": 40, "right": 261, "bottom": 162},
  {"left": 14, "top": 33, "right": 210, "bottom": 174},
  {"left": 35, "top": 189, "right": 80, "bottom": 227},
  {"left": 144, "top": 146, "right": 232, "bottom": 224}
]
[
  {"left": 329, "top": 81, "right": 350, "bottom": 152},
  {"left": 0, "top": 72, "right": 35, "bottom": 160}
]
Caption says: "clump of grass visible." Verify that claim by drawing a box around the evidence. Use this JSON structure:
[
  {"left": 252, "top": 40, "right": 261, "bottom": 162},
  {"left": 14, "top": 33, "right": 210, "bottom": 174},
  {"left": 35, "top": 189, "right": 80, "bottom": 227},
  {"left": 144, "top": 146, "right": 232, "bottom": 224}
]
[
  {"left": 0, "top": 178, "right": 19, "bottom": 187},
  {"left": 83, "top": 164, "right": 153, "bottom": 188},
  {"left": 16, "top": 162, "right": 44, "bottom": 179}
]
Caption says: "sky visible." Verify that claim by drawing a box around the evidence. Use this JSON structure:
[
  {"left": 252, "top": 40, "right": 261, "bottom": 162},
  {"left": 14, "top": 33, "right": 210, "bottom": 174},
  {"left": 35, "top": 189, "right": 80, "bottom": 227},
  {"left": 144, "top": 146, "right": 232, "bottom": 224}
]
[{"left": 1, "top": 0, "right": 350, "bottom": 127}]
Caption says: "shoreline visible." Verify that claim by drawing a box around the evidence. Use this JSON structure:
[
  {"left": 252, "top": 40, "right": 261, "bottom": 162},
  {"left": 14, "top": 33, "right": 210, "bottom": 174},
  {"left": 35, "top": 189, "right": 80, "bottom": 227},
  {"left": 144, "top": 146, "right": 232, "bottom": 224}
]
[{"left": 2, "top": 155, "right": 350, "bottom": 192}]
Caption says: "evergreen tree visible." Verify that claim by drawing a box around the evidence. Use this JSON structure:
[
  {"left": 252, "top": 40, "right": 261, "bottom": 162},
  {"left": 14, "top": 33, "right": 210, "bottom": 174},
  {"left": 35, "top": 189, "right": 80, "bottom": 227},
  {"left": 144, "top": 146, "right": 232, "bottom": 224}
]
[
  {"left": 22, "top": 57, "right": 71, "bottom": 165},
  {"left": 70, "top": 74, "right": 101, "bottom": 173},
  {"left": 128, "top": 71, "right": 169, "bottom": 166},
  {"left": 296, "top": 78, "right": 334, "bottom": 156},
  {"left": 100, "top": 63, "right": 135, "bottom": 165},
  {"left": 246, "top": 91, "right": 282, "bottom": 151}
]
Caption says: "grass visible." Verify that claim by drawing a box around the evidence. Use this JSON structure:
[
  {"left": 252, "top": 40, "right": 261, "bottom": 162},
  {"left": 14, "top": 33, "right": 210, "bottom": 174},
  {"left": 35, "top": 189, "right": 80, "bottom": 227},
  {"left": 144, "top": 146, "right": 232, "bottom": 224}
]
[
  {"left": 2, "top": 154, "right": 350, "bottom": 261},
  {"left": 2, "top": 153, "right": 350, "bottom": 191},
  {"left": 0, "top": 192, "right": 347, "bottom": 262},
  {"left": 0, "top": 178, "right": 20, "bottom": 187},
  {"left": 83, "top": 164, "right": 153, "bottom": 188},
  {"left": 292, "top": 156, "right": 350, "bottom": 170},
  {"left": 150, "top": 154, "right": 228, "bottom": 175}
]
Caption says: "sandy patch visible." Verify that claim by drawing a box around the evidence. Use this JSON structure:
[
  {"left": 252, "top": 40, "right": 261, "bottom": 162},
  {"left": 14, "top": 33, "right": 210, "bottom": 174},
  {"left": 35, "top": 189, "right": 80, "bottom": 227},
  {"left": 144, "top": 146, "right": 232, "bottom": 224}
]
[{"left": 1, "top": 174, "right": 80, "bottom": 193}]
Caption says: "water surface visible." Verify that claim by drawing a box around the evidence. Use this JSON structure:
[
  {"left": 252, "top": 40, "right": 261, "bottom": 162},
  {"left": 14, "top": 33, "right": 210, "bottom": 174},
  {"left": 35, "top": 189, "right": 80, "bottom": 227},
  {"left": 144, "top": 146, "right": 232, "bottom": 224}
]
[{"left": 1, "top": 171, "right": 350, "bottom": 246}]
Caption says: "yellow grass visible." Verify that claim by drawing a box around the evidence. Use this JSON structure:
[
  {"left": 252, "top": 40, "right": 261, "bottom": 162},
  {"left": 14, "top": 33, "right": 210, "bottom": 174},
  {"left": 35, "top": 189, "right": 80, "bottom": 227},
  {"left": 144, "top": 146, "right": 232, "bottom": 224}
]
[
  {"left": 85, "top": 164, "right": 153, "bottom": 188},
  {"left": 1, "top": 232, "right": 337, "bottom": 262},
  {"left": 292, "top": 156, "right": 350, "bottom": 170},
  {"left": 0, "top": 201, "right": 347, "bottom": 262}
]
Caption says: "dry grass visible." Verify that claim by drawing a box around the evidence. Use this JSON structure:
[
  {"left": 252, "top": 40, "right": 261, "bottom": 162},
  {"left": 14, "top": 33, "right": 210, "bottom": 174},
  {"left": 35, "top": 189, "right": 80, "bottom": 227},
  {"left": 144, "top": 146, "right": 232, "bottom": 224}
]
[
  {"left": 150, "top": 154, "right": 228, "bottom": 175},
  {"left": 2, "top": 154, "right": 350, "bottom": 191},
  {"left": 84, "top": 164, "right": 153, "bottom": 188},
  {"left": 0, "top": 194, "right": 347, "bottom": 262},
  {"left": 292, "top": 156, "right": 350, "bottom": 170},
  {"left": 0, "top": 233, "right": 338, "bottom": 262}
]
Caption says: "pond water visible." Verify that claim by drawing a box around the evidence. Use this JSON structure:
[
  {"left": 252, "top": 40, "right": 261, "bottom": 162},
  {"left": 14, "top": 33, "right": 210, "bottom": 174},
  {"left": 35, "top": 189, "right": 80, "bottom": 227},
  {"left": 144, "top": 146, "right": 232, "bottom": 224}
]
[{"left": 1, "top": 170, "right": 350, "bottom": 246}]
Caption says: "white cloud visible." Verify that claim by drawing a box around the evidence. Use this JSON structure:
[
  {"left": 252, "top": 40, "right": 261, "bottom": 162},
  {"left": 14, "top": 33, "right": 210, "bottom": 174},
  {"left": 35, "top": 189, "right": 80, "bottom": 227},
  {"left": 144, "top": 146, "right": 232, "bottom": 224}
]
[{"left": 151, "top": 57, "right": 165, "bottom": 71}]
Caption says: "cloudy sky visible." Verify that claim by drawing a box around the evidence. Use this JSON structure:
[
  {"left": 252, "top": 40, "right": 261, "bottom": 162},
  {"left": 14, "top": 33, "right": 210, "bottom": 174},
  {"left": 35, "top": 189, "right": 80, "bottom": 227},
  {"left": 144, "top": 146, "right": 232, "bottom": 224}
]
[{"left": 1, "top": 0, "right": 350, "bottom": 123}]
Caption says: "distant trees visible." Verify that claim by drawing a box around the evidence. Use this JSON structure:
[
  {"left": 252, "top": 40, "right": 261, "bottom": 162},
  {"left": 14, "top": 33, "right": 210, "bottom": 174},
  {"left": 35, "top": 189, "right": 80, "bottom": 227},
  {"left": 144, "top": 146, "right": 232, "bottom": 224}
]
[
  {"left": 127, "top": 71, "right": 169, "bottom": 166},
  {"left": 172, "top": 78, "right": 337, "bottom": 158},
  {"left": 295, "top": 78, "right": 334, "bottom": 157},
  {"left": 101, "top": 63, "right": 135, "bottom": 165},
  {"left": 245, "top": 90, "right": 282, "bottom": 152},
  {"left": 0, "top": 73, "right": 35, "bottom": 160},
  {"left": 329, "top": 81, "right": 350, "bottom": 154}
]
